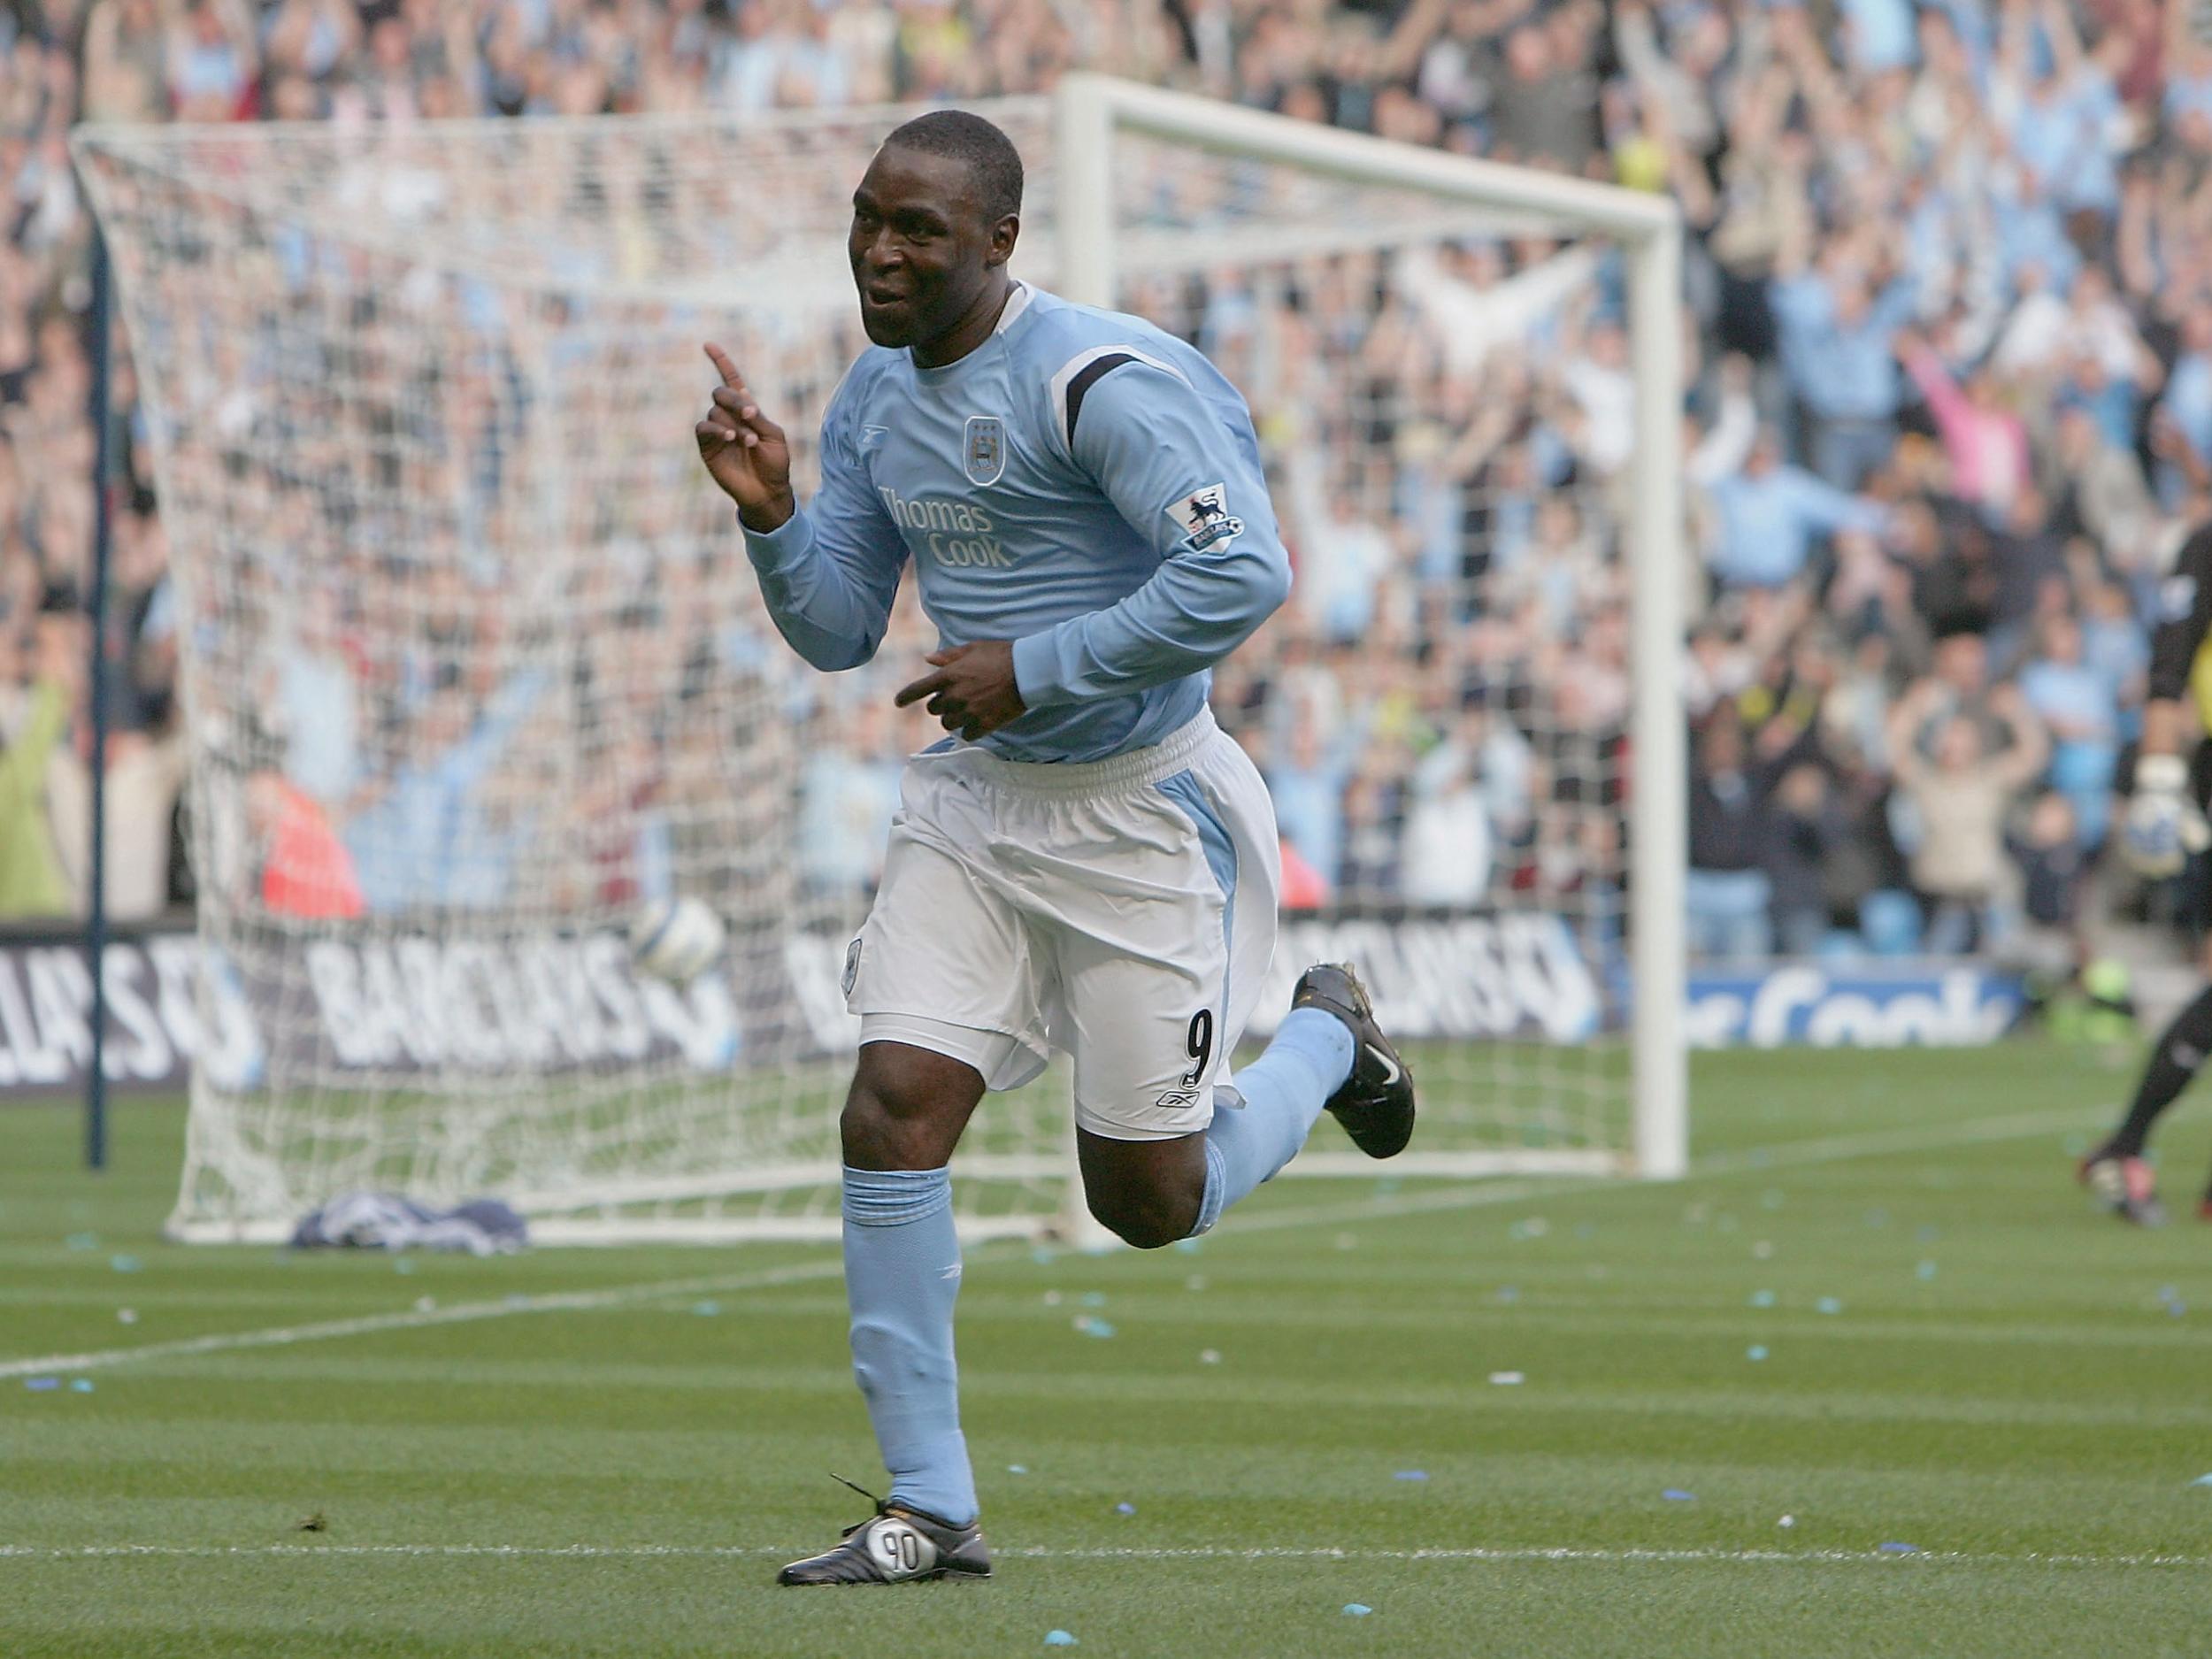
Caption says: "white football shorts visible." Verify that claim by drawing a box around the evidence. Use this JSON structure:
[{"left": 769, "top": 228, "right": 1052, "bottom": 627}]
[{"left": 845, "top": 706, "right": 1280, "bottom": 1141}]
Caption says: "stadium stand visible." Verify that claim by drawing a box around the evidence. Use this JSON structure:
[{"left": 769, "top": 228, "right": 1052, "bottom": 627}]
[{"left": 3, "top": 0, "right": 2209, "bottom": 972}]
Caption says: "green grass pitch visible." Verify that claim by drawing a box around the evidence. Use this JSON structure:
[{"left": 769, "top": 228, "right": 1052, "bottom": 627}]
[{"left": 7, "top": 1041, "right": 2212, "bottom": 1657}]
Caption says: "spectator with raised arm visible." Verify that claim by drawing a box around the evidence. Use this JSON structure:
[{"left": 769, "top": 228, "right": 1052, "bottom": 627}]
[
  {"left": 1686, "top": 711, "right": 1792, "bottom": 964},
  {"left": 1703, "top": 426, "right": 1894, "bottom": 592},
  {"left": 1769, "top": 221, "right": 1918, "bottom": 491},
  {"left": 1901, "top": 327, "right": 2033, "bottom": 517},
  {"left": 1886, "top": 678, "right": 2050, "bottom": 952}
]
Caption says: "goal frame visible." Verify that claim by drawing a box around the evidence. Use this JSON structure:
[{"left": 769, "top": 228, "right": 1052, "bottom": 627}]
[
  {"left": 1053, "top": 75, "right": 1687, "bottom": 1187},
  {"left": 81, "top": 80, "right": 1687, "bottom": 1248}
]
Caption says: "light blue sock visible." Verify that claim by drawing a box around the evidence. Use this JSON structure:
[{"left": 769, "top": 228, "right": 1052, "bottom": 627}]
[
  {"left": 842, "top": 1165, "right": 977, "bottom": 1526},
  {"left": 1194, "top": 1008, "right": 1355, "bottom": 1235}
]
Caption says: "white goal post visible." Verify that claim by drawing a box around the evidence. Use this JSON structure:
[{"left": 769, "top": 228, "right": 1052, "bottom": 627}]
[
  {"left": 1056, "top": 74, "right": 1687, "bottom": 1187},
  {"left": 74, "top": 75, "right": 1685, "bottom": 1247}
]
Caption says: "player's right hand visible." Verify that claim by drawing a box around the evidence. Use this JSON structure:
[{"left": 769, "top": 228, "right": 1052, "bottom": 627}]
[
  {"left": 696, "top": 342, "right": 795, "bottom": 533},
  {"left": 2124, "top": 754, "right": 2212, "bottom": 878}
]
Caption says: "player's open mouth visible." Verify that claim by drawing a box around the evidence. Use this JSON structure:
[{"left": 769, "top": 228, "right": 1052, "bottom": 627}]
[{"left": 864, "top": 286, "right": 908, "bottom": 307}]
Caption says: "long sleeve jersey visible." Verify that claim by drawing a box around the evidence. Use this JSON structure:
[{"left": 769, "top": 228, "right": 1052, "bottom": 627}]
[{"left": 740, "top": 281, "right": 1293, "bottom": 763}]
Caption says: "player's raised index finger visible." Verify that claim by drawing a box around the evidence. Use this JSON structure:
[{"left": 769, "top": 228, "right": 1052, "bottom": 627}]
[
  {"left": 894, "top": 671, "right": 949, "bottom": 708},
  {"left": 703, "top": 342, "right": 747, "bottom": 388}
]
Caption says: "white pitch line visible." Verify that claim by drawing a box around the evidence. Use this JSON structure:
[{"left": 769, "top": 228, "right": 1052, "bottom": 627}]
[
  {"left": 0, "top": 1105, "right": 2096, "bottom": 1382},
  {"left": 1240, "top": 1105, "right": 2098, "bottom": 1235},
  {"left": 0, "top": 1256, "right": 851, "bottom": 1382},
  {"left": 0, "top": 1541, "right": 2200, "bottom": 1570},
  {"left": 1693, "top": 1105, "right": 2100, "bottom": 1177}
]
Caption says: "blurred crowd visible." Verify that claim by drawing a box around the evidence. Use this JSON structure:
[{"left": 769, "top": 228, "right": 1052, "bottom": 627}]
[{"left": 2, "top": 0, "right": 2211, "bottom": 977}]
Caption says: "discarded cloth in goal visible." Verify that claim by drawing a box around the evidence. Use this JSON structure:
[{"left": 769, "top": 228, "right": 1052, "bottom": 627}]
[{"left": 289, "top": 1193, "right": 529, "bottom": 1256}]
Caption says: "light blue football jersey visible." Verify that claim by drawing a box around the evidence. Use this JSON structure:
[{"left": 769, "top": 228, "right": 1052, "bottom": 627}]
[{"left": 741, "top": 282, "right": 1292, "bottom": 763}]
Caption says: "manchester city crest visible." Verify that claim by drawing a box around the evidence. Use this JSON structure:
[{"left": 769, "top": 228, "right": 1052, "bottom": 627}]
[{"left": 964, "top": 415, "right": 1005, "bottom": 487}]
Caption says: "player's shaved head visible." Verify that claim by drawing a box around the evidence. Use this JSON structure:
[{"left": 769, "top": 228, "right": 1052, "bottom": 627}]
[
  {"left": 879, "top": 111, "right": 1024, "bottom": 227},
  {"left": 850, "top": 111, "right": 1024, "bottom": 365}
]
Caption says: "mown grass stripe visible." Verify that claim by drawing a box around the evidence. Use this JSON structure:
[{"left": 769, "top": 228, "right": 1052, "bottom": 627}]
[
  {"left": 2, "top": 1541, "right": 2202, "bottom": 1569},
  {"left": 0, "top": 1106, "right": 2097, "bottom": 1383}
]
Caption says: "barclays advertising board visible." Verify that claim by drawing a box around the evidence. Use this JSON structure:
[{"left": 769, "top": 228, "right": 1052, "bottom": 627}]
[{"left": 0, "top": 923, "right": 2034, "bottom": 1098}]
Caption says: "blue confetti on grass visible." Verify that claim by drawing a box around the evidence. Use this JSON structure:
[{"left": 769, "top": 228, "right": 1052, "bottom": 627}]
[
  {"left": 110, "top": 1255, "right": 142, "bottom": 1274},
  {"left": 1748, "top": 1289, "right": 1777, "bottom": 1309},
  {"left": 692, "top": 1301, "right": 721, "bottom": 1317},
  {"left": 393, "top": 1257, "right": 417, "bottom": 1275},
  {"left": 1393, "top": 1471, "right": 1428, "bottom": 1482},
  {"left": 1916, "top": 1261, "right": 1938, "bottom": 1281},
  {"left": 1077, "top": 1317, "right": 1117, "bottom": 1339},
  {"left": 1007, "top": 1465, "right": 1028, "bottom": 1476},
  {"left": 1114, "top": 1502, "right": 1135, "bottom": 1516},
  {"left": 2189, "top": 1473, "right": 2212, "bottom": 1486},
  {"left": 25, "top": 1377, "right": 59, "bottom": 1392},
  {"left": 65, "top": 1233, "right": 98, "bottom": 1251},
  {"left": 1747, "top": 1345, "right": 1770, "bottom": 1362},
  {"left": 1663, "top": 1489, "right": 1694, "bottom": 1502},
  {"left": 70, "top": 1379, "right": 94, "bottom": 1394},
  {"left": 1343, "top": 1604, "right": 1373, "bottom": 1617},
  {"left": 1031, "top": 1248, "right": 1058, "bottom": 1266},
  {"left": 1173, "top": 1238, "right": 1202, "bottom": 1255},
  {"left": 1079, "top": 1292, "right": 1107, "bottom": 1308},
  {"left": 1816, "top": 1297, "right": 1843, "bottom": 1316},
  {"left": 1494, "top": 1286, "right": 1520, "bottom": 1305},
  {"left": 1878, "top": 1541, "right": 1919, "bottom": 1555},
  {"left": 1044, "top": 1632, "right": 1079, "bottom": 1647}
]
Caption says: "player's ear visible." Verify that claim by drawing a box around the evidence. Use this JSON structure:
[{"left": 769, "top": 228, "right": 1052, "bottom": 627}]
[{"left": 985, "top": 213, "right": 1019, "bottom": 270}]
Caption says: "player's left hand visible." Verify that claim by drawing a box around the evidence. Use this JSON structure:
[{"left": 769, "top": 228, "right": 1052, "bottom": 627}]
[{"left": 895, "top": 642, "right": 1025, "bottom": 741}]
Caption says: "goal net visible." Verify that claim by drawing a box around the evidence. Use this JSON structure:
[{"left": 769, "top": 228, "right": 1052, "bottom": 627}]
[{"left": 73, "top": 80, "right": 1681, "bottom": 1245}]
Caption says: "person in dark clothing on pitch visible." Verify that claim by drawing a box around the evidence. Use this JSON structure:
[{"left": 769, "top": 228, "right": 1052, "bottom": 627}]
[{"left": 2080, "top": 522, "right": 2212, "bottom": 1225}]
